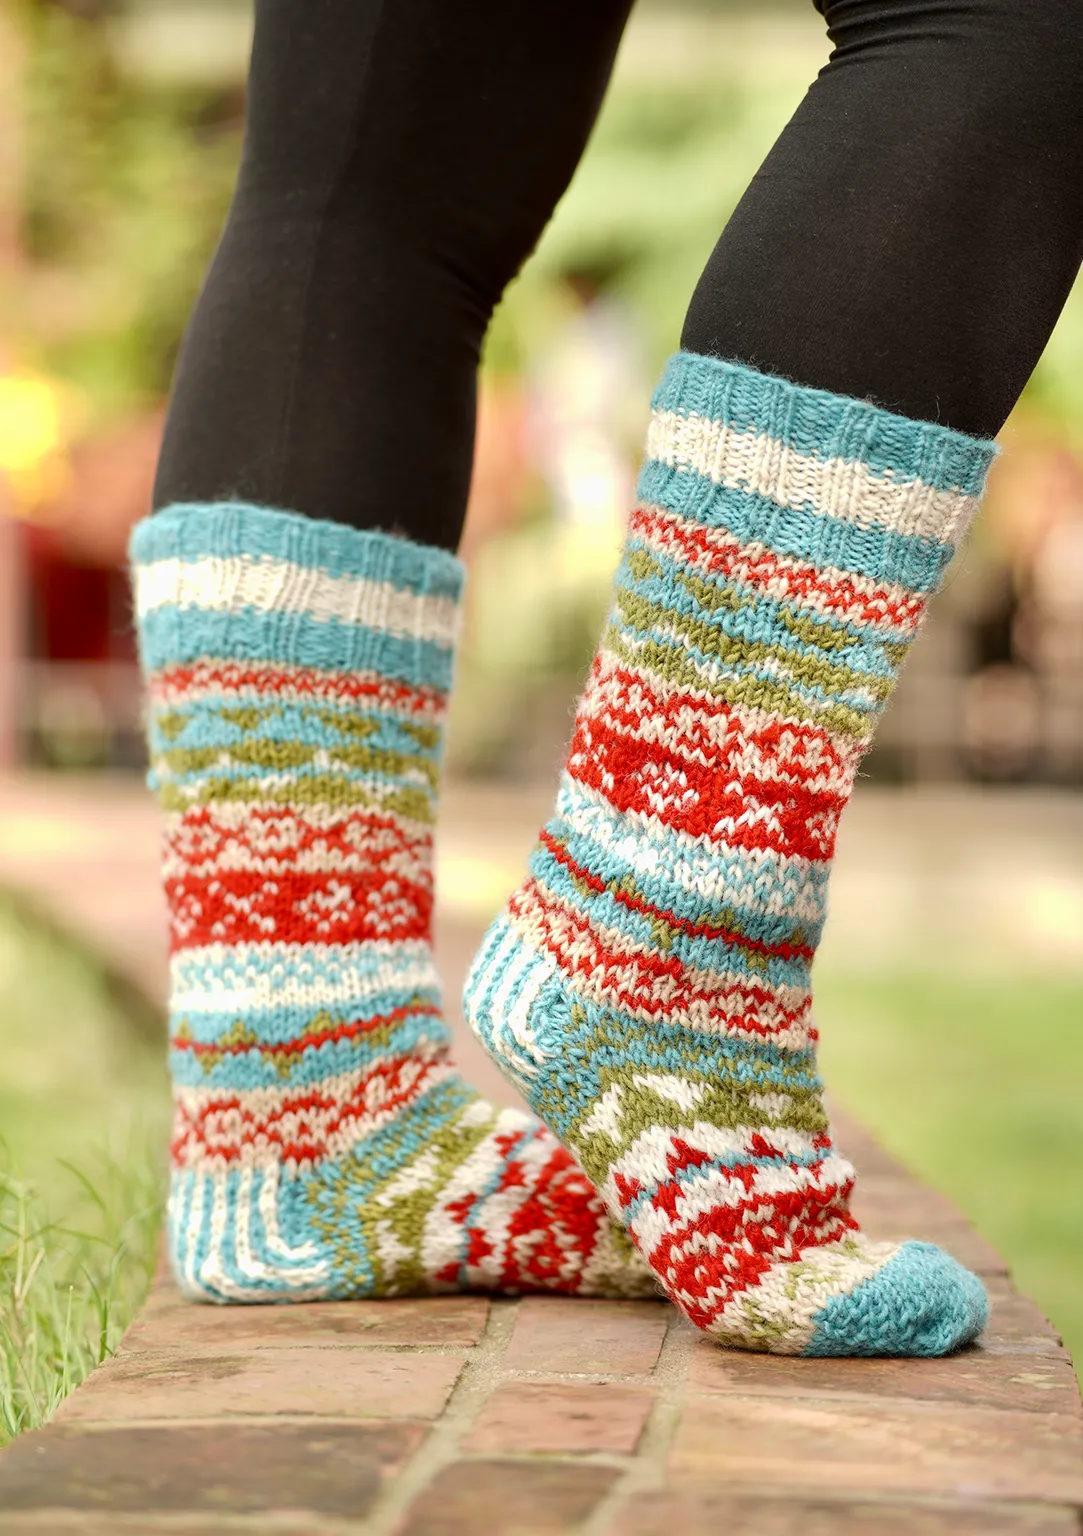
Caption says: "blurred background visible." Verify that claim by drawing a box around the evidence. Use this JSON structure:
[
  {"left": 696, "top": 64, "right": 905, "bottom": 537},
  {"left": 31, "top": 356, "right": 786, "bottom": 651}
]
[{"left": 0, "top": 0, "right": 1080, "bottom": 1435}]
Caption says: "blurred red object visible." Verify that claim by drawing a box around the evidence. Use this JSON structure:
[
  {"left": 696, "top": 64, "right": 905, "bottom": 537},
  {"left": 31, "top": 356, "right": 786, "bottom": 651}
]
[
  {"left": 6, "top": 409, "right": 162, "bottom": 672},
  {"left": 38, "top": 409, "right": 163, "bottom": 568}
]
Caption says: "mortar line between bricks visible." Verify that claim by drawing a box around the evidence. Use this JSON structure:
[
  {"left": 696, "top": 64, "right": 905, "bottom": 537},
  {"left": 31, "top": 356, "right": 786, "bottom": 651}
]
[
  {"left": 45, "top": 1413, "right": 455, "bottom": 1430},
  {"left": 661, "top": 1492, "right": 1083, "bottom": 1519},
  {"left": 9, "top": 1494, "right": 1079, "bottom": 1536},
  {"left": 362, "top": 1296, "right": 522, "bottom": 1536},
  {"left": 0, "top": 1511, "right": 370, "bottom": 1534},
  {"left": 580, "top": 1310, "right": 695, "bottom": 1536},
  {"left": 671, "top": 1394, "right": 1083, "bottom": 1427},
  {"left": 497, "top": 1369, "right": 661, "bottom": 1386},
  {"left": 117, "top": 1341, "right": 480, "bottom": 1356}
]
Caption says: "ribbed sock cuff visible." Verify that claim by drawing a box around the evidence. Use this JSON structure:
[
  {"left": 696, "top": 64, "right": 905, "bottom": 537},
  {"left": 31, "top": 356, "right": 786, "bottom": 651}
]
[
  {"left": 130, "top": 502, "right": 465, "bottom": 689},
  {"left": 638, "top": 352, "right": 999, "bottom": 592}
]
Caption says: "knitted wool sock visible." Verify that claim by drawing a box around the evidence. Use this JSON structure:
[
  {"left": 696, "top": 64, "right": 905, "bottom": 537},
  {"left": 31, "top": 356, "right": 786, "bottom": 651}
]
[
  {"left": 466, "top": 352, "right": 996, "bottom": 1355},
  {"left": 131, "top": 503, "right": 652, "bottom": 1302}
]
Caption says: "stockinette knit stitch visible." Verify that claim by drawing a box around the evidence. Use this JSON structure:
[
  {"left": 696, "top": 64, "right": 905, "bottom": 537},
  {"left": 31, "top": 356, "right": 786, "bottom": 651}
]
[
  {"left": 131, "top": 503, "right": 652, "bottom": 1302},
  {"left": 466, "top": 352, "right": 994, "bottom": 1355}
]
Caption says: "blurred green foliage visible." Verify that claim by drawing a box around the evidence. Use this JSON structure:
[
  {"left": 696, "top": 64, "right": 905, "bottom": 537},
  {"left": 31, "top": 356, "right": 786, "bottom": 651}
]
[
  {"left": 817, "top": 963, "right": 1083, "bottom": 1385},
  {"left": 15, "top": 4, "right": 1083, "bottom": 434},
  {"left": 0, "top": 889, "right": 168, "bottom": 1441},
  {"left": 484, "top": 23, "right": 823, "bottom": 377},
  {"left": 18, "top": 0, "right": 241, "bottom": 419}
]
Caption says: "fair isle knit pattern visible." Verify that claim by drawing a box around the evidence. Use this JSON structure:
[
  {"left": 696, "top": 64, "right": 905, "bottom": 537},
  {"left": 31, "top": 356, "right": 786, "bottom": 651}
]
[
  {"left": 466, "top": 353, "right": 995, "bottom": 1356},
  {"left": 131, "top": 503, "right": 651, "bottom": 1302}
]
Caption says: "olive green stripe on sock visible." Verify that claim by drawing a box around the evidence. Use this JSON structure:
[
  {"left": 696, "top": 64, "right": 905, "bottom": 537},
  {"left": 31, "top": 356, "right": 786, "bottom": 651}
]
[
  {"left": 156, "top": 739, "right": 440, "bottom": 788},
  {"left": 603, "top": 624, "right": 872, "bottom": 741},
  {"left": 614, "top": 587, "right": 895, "bottom": 707},
  {"left": 553, "top": 1067, "right": 830, "bottom": 1187},
  {"left": 156, "top": 772, "right": 436, "bottom": 824},
  {"left": 629, "top": 556, "right": 909, "bottom": 669},
  {"left": 308, "top": 1091, "right": 501, "bottom": 1295}
]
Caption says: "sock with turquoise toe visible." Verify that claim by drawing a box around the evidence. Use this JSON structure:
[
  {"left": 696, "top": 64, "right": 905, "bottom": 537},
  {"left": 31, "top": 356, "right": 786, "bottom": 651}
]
[
  {"left": 131, "top": 503, "right": 651, "bottom": 1302},
  {"left": 465, "top": 352, "right": 995, "bottom": 1355}
]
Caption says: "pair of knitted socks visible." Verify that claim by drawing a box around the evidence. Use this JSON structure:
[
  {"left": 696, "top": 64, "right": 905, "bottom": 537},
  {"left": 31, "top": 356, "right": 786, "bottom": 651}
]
[{"left": 131, "top": 351, "right": 994, "bottom": 1356}]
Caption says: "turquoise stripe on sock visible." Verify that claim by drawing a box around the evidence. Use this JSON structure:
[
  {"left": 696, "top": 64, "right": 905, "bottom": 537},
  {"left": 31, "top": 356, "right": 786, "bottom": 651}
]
[
  {"left": 651, "top": 352, "right": 997, "bottom": 498},
  {"left": 620, "top": 539, "right": 905, "bottom": 682},
  {"left": 637, "top": 462, "right": 958, "bottom": 593},
  {"left": 170, "top": 1013, "right": 448, "bottom": 1092},
  {"left": 171, "top": 941, "right": 431, "bottom": 992},
  {"left": 172, "top": 989, "right": 444, "bottom": 1043},
  {"left": 151, "top": 703, "right": 440, "bottom": 758},
  {"left": 540, "top": 820, "right": 828, "bottom": 953},
  {"left": 173, "top": 988, "right": 443, "bottom": 1047},
  {"left": 529, "top": 850, "right": 813, "bottom": 990},
  {"left": 138, "top": 605, "right": 456, "bottom": 689},
  {"left": 132, "top": 502, "right": 465, "bottom": 600},
  {"left": 554, "top": 778, "right": 831, "bottom": 922}
]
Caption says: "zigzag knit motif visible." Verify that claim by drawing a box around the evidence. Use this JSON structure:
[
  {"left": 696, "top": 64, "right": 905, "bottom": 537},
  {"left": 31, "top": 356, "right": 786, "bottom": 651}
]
[
  {"left": 131, "top": 503, "right": 651, "bottom": 1302},
  {"left": 466, "top": 352, "right": 995, "bottom": 1355}
]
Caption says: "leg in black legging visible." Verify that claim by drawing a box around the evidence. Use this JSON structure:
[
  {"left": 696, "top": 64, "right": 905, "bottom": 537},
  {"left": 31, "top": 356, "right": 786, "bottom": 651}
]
[
  {"left": 156, "top": 0, "right": 1083, "bottom": 553},
  {"left": 152, "top": 0, "right": 633, "bottom": 551},
  {"left": 683, "top": 0, "right": 1083, "bottom": 439}
]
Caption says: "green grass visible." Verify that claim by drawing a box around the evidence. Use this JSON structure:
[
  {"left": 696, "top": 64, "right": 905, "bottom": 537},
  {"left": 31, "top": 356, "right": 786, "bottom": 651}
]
[
  {"left": 817, "top": 965, "right": 1083, "bottom": 1377},
  {"left": 0, "top": 892, "right": 169, "bottom": 1445},
  {"left": 0, "top": 1147, "right": 162, "bottom": 1442}
]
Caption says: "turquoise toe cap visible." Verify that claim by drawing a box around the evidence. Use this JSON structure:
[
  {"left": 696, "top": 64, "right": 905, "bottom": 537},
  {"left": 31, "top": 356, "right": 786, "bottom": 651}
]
[{"left": 804, "top": 1241, "right": 989, "bottom": 1358}]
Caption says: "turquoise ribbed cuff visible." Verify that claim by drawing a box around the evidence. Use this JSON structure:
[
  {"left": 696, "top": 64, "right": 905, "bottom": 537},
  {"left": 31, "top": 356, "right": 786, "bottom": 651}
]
[
  {"left": 638, "top": 352, "right": 999, "bottom": 592},
  {"left": 130, "top": 502, "right": 465, "bottom": 689}
]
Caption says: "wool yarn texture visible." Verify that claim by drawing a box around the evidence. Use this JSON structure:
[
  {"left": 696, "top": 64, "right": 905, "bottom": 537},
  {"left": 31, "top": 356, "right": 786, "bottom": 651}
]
[
  {"left": 466, "top": 351, "right": 995, "bottom": 1355},
  {"left": 131, "top": 502, "right": 652, "bottom": 1302}
]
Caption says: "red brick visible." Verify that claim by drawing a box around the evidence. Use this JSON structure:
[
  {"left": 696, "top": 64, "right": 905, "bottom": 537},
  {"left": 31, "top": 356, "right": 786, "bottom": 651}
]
[
  {"left": 688, "top": 1339, "right": 1081, "bottom": 1414},
  {"left": 121, "top": 1290, "right": 489, "bottom": 1353},
  {"left": 54, "top": 1348, "right": 465, "bottom": 1423},
  {"left": 851, "top": 1178, "right": 1008, "bottom": 1277},
  {"left": 502, "top": 1296, "right": 667, "bottom": 1377},
  {"left": 398, "top": 1458, "right": 619, "bottom": 1535},
  {"left": 983, "top": 1278, "right": 1063, "bottom": 1345},
  {"left": 0, "top": 1421, "right": 423, "bottom": 1517},
  {"left": 465, "top": 1381, "right": 653, "bottom": 1455},
  {"left": 669, "top": 1395, "right": 1083, "bottom": 1503},
  {"left": 611, "top": 1491, "right": 1081, "bottom": 1535}
]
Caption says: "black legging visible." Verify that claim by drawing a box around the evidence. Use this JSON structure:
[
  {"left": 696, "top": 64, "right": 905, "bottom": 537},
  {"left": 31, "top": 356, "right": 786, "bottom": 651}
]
[{"left": 153, "top": 0, "right": 1083, "bottom": 553}]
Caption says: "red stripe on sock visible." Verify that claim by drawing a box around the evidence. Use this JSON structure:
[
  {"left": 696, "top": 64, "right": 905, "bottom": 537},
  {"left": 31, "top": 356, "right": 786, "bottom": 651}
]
[
  {"left": 629, "top": 504, "right": 926, "bottom": 634},
  {"left": 538, "top": 827, "right": 814, "bottom": 963},
  {"left": 507, "top": 883, "right": 810, "bottom": 1040},
  {"left": 164, "top": 805, "right": 434, "bottom": 952},
  {"left": 567, "top": 719, "right": 844, "bottom": 861},
  {"left": 585, "top": 657, "right": 860, "bottom": 785},
  {"left": 172, "top": 1001, "right": 443, "bottom": 1063},
  {"left": 172, "top": 1054, "right": 446, "bottom": 1170},
  {"left": 647, "top": 1182, "right": 859, "bottom": 1329},
  {"left": 152, "top": 660, "right": 444, "bottom": 716}
]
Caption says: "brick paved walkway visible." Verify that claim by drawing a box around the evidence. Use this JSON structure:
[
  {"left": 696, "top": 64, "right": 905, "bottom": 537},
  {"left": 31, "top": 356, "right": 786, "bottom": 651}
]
[
  {"left": 1, "top": 1119, "right": 1080, "bottom": 1534},
  {"left": 1, "top": 775, "right": 1081, "bottom": 1532}
]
